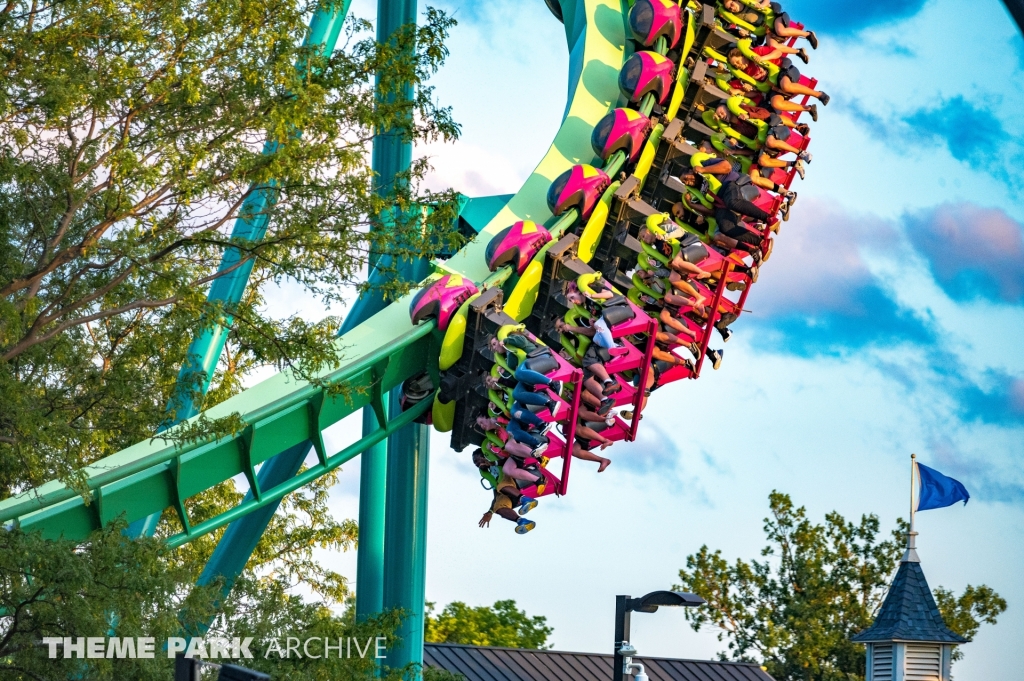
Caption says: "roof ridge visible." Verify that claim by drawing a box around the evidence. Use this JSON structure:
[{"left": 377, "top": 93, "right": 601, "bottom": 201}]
[{"left": 423, "top": 642, "right": 764, "bottom": 666}]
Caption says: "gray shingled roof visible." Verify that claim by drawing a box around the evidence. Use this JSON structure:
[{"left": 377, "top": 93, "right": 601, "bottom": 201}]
[
  {"left": 424, "top": 643, "right": 775, "bottom": 681},
  {"left": 851, "top": 561, "right": 968, "bottom": 644}
]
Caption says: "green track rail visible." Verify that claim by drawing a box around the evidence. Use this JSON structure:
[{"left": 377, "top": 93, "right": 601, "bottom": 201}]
[{"left": 0, "top": 0, "right": 627, "bottom": 546}]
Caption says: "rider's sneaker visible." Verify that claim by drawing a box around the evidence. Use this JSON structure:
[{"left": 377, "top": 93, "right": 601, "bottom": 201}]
[
  {"left": 708, "top": 348, "right": 724, "bottom": 370},
  {"left": 519, "top": 497, "right": 538, "bottom": 515},
  {"left": 516, "top": 518, "right": 536, "bottom": 534},
  {"left": 718, "top": 327, "right": 733, "bottom": 343}
]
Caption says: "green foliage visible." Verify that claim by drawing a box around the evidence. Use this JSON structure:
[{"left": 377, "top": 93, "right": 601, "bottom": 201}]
[
  {"left": 423, "top": 668, "right": 466, "bottom": 681},
  {"left": 207, "top": 598, "right": 408, "bottom": 681},
  {"left": 166, "top": 468, "right": 359, "bottom": 604},
  {"left": 675, "top": 492, "right": 1005, "bottom": 681},
  {"left": 0, "top": 524, "right": 417, "bottom": 680},
  {"left": 0, "top": 522, "right": 218, "bottom": 679},
  {"left": 0, "top": 0, "right": 464, "bottom": 677},
  {"left": 424, "top": 600, "right": 553, "bottom": 650},
  {"left": 0, "top": 0, "right": 462, "bottom": 496},
  {"left": 0, "top": 474, "right": 401, "bottom": 680},
  {"left": 934, "top": 585, "right": 1007, "bottom": 661}
]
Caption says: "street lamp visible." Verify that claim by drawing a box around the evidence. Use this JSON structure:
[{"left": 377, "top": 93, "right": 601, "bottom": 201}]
[{"left": 613, "top": 590, "right": 705, "bottom": 681}]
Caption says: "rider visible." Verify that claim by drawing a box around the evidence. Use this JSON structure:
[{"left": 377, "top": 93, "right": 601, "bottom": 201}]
[
  {"left": 721, "top": 0, "right": 818, "bottom": 47},
  {"left": 473, "top": 446, "right": 545, "bottom": 488},
  {"left": 726, "top": 48, "right": 829, "bottom": 120},
  {"left": 475, "top": 454, "right": 538, "bottom": 535},
  {"left": 690, "top": 139, "right": 790, "bottom": 218}
]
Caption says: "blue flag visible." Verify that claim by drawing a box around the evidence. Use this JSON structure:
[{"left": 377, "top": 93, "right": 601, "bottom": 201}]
[{"left": 916, "top": 463, "right": 970, "bottom": 511}]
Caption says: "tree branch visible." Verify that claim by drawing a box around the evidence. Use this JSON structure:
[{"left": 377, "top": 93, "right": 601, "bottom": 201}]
[{"left": 2, "top": 296, "right": 181, "bottom": 361}]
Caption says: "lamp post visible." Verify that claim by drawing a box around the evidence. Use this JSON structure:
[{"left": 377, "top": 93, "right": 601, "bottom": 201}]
[{"left": 613, "top": 590, "right": 705, "bottom": 681}]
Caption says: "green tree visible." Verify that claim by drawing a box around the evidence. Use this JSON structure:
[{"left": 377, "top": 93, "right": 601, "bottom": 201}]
[
  {"left": 675, "top": 492, "right": 1006, "bottom": 681},
  {"left": 0, "top": 475, "right": 406, "bottom": 680},
  {"left": 425, "top": 600, "right": 553, "bottom": 650},
  {"left": 423, "top": 669, "right": 466, "bottom": 681},
  {"left": 0, "top": 520, "right": 416, "bottom": 680},
  {"left": 933, "top": 585, "right": 1007, "bottom": 662},
  {"left": 0, "top": 522, "right": 215, "bottom": 680},
  {"left": 0, "top": 0, "right": 462, "bottom": 495},
  {"left": 0, "top": 0, "right": 463, "bottom": 677}
]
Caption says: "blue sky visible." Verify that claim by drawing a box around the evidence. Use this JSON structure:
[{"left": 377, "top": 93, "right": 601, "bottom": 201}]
[{"left": 270, "top": 0, "right": 1024, "bottom": 677}]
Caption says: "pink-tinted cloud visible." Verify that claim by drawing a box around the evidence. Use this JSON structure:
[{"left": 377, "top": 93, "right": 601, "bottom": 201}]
[
  {"left": 746, "top": 199, "right": 897, "bottom": 316},
  {"left": 904, "top": 203, "right": 1024, "bottom": 304},
  {"left": 739, "top": 200, "right": 928, "bottom": 356},
  {"left": 1012, "top": 379, "right": 1024, "bottom": 414}
]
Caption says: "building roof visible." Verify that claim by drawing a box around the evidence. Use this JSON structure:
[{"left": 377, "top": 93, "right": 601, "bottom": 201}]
[
  {"left": 851, "top": 560, "right": 968, "bottom": 644},
  {"left": 424, "top": 643, "right": 775, "bottom": 681}
]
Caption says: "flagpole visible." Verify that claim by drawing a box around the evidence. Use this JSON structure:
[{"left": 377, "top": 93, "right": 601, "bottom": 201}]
[
  {"left": 904, "top": 453, "right": 919, "bottom": 563},
  {"left": 910, "top": 453, "right": 916, "bottom": 535}
]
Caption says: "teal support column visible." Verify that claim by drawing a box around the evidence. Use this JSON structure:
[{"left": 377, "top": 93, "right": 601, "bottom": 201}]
[
  {"left": 357, "top": 0, "right": 421, "bottom": 626},
  {"left": 346, "top": 259, "right": 393, "bottom": 623},
  {"left": 370, "top": 0, "right": 417, "bottom": 272},
  {"left": 382, "top": 390, "right": 431, "bottom": 673},
  {"left": 355, "top": 406, "right": 388, "bottom": 619},
  {"left": 367, "top": 1, "right": 429, "bottom": 673}
]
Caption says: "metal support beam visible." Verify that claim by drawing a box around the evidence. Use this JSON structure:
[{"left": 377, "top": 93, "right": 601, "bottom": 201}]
[
  {"left": 370, "top": 0, "right": 418, "bottom": 269},
  {"left": 382, "top": 390, "right": 430, "bottom": 673},
  {"left": 191, "top": 442, "right": 310, "bottom": 613},
  {"left": 613, "top": 595, "right": 632, "bottom": 681},
  {"left": 355, "top": 406, "right": 389, "bottom": 619},
  {"left": 345, "top": 258, "right": 395, "bottom": 623},
  {"left": 368, "top": 0, "right": 429, "bottom": 674}
]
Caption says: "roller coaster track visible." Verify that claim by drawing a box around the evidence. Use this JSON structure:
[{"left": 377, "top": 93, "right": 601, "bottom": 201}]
[
  {"left": 0, "top": 0, "right": 629, "bottom": 542},
  {"left": 1, "top": 0, "right": 819, "bottom": 572}
]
